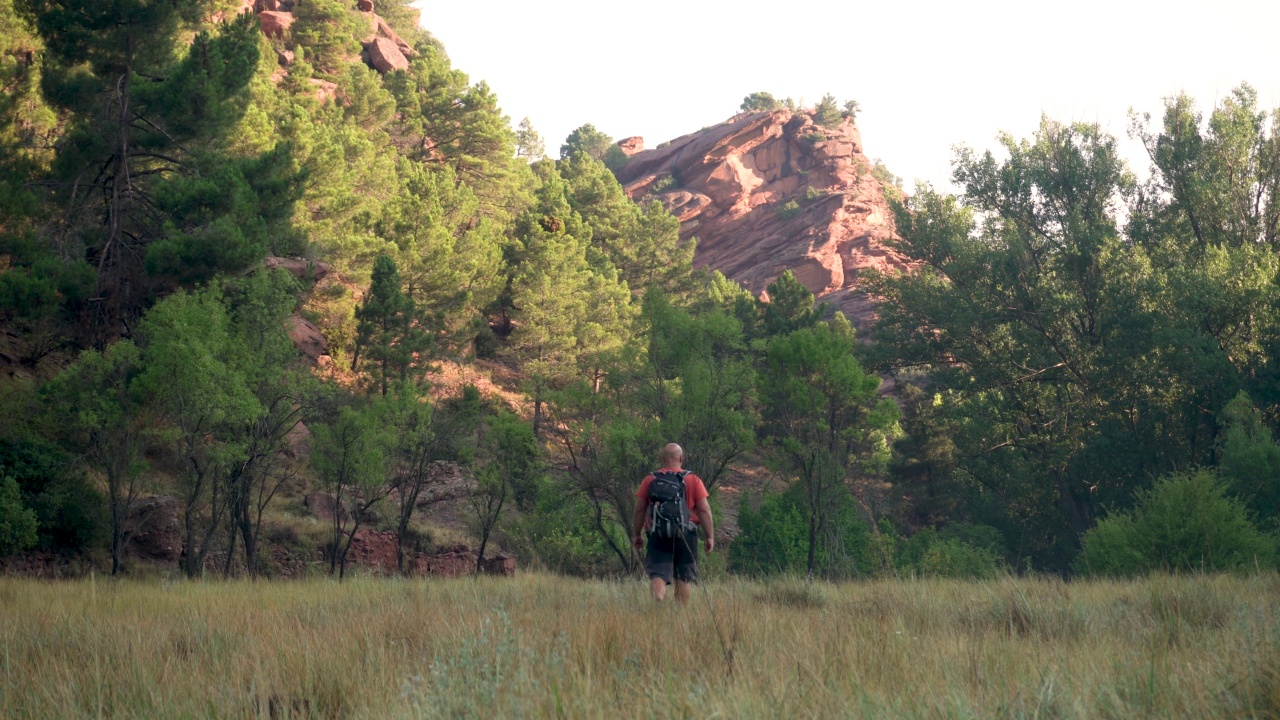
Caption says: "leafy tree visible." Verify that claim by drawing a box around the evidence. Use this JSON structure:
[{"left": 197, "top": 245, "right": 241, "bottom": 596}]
[
  {"left": 44, "top": 341, "right": 149, "bottom": 574},
  {"left": 0, "top": 437, "right": 106, "bottom": 552},
  {"left": 842, "top": 99, "right": 860, "bottom": 123},
  {"left": 509, "top": 217, "right": 632, "bottom": 437},
  {"left": 740, "top": 92, "right": 782, "bottom": 113},
  {"left": 383, "top": 383, "right": 482, "bottom": 574},
  {"left": 864, "top": 120, "right": 1152, "bottom": 569},
  {"left": 516, "top": 117, "right": 545, "bottom": 161},
  {"left": 1130, "top": 83, "right": 1280, "bottom": 250},
  {"left": 559, "top": 123, "right": 612, "bottom": 161},
  {"left": 467, "top": 409, "right": 538, "bottom": 572},
  {"left": 638, "top": 289, "right": 755, "bottom": 490},
  {"left": 1217, "top": 393, "right": 1280, "bottom": 525},
  {"left": 311, "top": 399, "right": 390, "bottom": 580},
  {"left": 730, "top": 489, "right": 807, "bottom": 575},
  {"left": 758, "top": 321, "right": 896, "bottom": 574},
  {"left": 135, "top": 287, "right": 260, "bottom": 576},
  {"left": 220, "top": 269, "right": 312, "bottom": 577}
]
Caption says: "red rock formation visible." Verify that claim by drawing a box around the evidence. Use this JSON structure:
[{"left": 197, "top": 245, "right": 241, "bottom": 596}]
[
  {"left": 364, "top": 37, "right": 409, "bottom": 73},
  {"left": 613, "top": 109, "right": 907, "bottom": 330},
  {"left": 617, "top": 136, "right": 644, "bottom": 156},
  {"left": 258, "top": 10, "right": 293, "bottom": 39},
  {"left": 346, "top": 532, "right": 516, "bottom": 577},
  {"left": 288, "top": 314, "right": 329, "bottom": 362}
]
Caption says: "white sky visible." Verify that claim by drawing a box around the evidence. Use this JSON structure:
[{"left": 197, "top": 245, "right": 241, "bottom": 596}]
[{"left": 413, "top": 0, "right": 1280, "bottom": 190}]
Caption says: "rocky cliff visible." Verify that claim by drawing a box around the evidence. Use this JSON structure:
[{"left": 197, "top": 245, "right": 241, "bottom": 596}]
[{"left": 612, "top": 110, "right": 907, "bottom": 329}]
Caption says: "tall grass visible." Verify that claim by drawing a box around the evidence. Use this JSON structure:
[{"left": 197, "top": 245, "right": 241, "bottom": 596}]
[{"left": 0, "top": 573, "right": 1277, "bottom": 718}]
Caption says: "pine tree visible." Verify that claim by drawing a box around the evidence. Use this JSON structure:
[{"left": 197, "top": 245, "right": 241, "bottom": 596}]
[
  {"left": 16, "top": 1, "right": 292, "bottom": 339},
  {"left": 353, "top": 255, "right": 429, "bottom": 395}
]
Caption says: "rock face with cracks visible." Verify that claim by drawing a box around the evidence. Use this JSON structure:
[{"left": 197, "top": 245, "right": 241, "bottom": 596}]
[{"left": 612, "top": 109, "right": 908, "bottom": 330}]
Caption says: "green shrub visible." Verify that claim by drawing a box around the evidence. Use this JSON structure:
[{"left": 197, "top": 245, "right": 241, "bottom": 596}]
[
  {"left": 740, "top": 92, "right": 783, "bottom": 113},
  {"left": 730, "top": 486, "right": 874, "bottom": 579},
  {"left": 895, "top": 525, "right": 1004, "bottom": 579},
  {"left": 602, "top": 145, "right": 630, "bottom": 174},
  {"left": 650, "top": 175, "right": 677, "bottom": 194},
  {"left": 1076, "top": 470, "right": 1275, "bottom": 576},
  {"left": 775, "top": 200, "right": 802, "bottom": 220},
  {"left": 0, "top": 475, "right": 37, "bottom": 555},
  {"left": 0, "top": 437, "right": 107, "bottom": 552},
  {"left": 731, "top": 490, "right": 807, "bottom": 576},
  {"left": 800, "top": 132, "right": 824, "bottom": 145},
  {"left": 803, "top": 187, "right": 829, "bottom": 203}
]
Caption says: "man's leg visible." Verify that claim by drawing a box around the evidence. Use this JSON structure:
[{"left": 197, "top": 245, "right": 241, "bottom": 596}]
[
  {"left": 645, "top": 535, "right": 673, "bottom": 601},
  {"left": 672, "top": 529, "right": 698, "bottom": 603},
  {"left": 674, "top": 580, "right": 692, "bottom": 603},
  {"left": 650, "top": 576, "right": 667, "bottom": 601}
]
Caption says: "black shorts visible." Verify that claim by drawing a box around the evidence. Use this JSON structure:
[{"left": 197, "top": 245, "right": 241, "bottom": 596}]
[{"left": 645, "top": 529, "right": 699, "bottom": 584}]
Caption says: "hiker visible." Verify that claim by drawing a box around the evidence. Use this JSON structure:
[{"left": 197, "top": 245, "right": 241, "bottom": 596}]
[{"left": 632, "top": 443, "right": 714, "bottom": 602}]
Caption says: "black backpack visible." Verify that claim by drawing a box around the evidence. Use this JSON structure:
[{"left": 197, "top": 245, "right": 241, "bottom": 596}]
[{"left": 647, "top": 470, "right": 694, "bottom": 538}]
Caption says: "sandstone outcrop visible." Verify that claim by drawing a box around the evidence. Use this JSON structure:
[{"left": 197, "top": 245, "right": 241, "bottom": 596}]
[
  {"left": 288, "top": 314, "right": 329, "bottom": 362},
  {"left": 257, "top": 10, "right": 293, "bottom": 39},
  {"left": 364, "top": 36, "right": 409, "bottom": 74},
  {"left": 612, "top": 109, "right": 907, "bottom": 330}
]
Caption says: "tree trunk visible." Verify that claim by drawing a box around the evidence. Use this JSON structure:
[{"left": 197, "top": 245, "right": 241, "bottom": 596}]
[
  {"left": 806, "top": 511, "right": 818, "bottom": 576},
  {"left": 532, "top": 385, "right": 543, "bottom": 440}
]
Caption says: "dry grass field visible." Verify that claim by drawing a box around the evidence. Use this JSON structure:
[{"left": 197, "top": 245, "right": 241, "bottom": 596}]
[{"left": 1, "top": 572, "right": 1278, "bottom": 719}]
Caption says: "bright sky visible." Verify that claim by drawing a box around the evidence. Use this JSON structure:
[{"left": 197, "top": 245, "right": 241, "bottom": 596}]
[{"left": 413, "top": 0, "right": 1280, "bottom": 190}]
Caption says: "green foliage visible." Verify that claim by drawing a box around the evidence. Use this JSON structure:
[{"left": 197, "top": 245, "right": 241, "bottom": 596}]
[
  {"left": 0, "top": 474, "right": 37, "bottom": 554},
  {"left": 289, "top": 0, "right": 363, "bottom": 76},
  {"left": 759, "top": 270, "right": 822, "bottom": 337},
  {"left": 1217, "top": 393, "right": 1280, "bottom": 523},
  {"left": 730, "top": 490, "right": 807, "bottom": 575},
  {"left": 758, "top": 319, "right": 896, "bottom": 573},
  {"left": 775, "top": 199, "right": 802, "bottom": 219},
  {"left": 842, "top": 99, "right": 860, "bottom": 123},
  {"left": 740, "top": 92, "right": 782, "bottom": 113},
  {"left": 813, "top": 93, "right": 842, "bottom": 128},
  {"left": 353, "top": 255, "right": 430, "bottom": 395},
  {"left": 895, "top": 526, "right": 1003, "bottom": 579},
  {"left": 515, "top": 117, "right": 544, "bottom": 161},
  {"left": 1076, "top": 471, "right": 1275, "bottom": 576},
  {"left": 559, "top": 123, "right": 612, "bottom": 161}
]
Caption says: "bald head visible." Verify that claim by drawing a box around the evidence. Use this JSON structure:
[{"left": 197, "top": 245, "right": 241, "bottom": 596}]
[{"left": 661, "top": 443, "right": 684, "bottom": 467}]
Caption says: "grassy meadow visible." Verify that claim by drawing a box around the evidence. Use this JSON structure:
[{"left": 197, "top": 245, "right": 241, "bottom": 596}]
[{"left": 1, "top": 573, "right": 1278, "bottom": 719}]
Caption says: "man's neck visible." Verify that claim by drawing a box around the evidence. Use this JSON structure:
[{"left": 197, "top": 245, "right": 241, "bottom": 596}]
[{"left": 661, "top": 465, "right": 683, "bottom": 471}]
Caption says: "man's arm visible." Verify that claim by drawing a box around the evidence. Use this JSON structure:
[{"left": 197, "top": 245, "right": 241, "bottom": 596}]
[
  {"left": 631, "top": 496, "right": 648, "bottom": 551},
  {"left": 694, "top": 497, "right": 715, "bottom": 552}
]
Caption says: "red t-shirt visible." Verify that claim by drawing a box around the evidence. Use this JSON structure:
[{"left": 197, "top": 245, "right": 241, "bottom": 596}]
[{"left": 637, "top": 470, "right": 709, "bottom": 527}]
